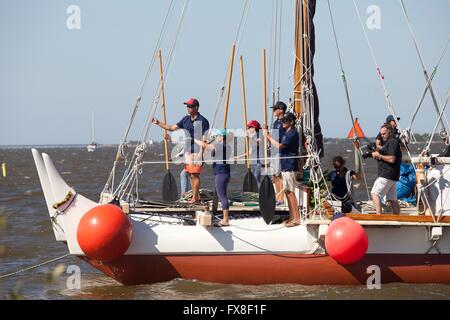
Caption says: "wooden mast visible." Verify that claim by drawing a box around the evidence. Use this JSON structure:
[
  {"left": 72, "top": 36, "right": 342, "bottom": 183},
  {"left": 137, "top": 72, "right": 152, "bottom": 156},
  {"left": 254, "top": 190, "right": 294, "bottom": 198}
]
[
  {"left": 293, "top": 0, "right": 303, "bottom": 116},
  {"left": 294, "top": 1, "right": 312, "bottom": 115}
]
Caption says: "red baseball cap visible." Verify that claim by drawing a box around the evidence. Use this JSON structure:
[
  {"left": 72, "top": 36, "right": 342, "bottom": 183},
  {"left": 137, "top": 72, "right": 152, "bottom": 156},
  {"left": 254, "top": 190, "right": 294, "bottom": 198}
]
[
  {"left": 183, "top": 98, "right": 199, "bottom": 108},
  {"left": 247, "top": 120, "right": 261, "bottom": 130}
]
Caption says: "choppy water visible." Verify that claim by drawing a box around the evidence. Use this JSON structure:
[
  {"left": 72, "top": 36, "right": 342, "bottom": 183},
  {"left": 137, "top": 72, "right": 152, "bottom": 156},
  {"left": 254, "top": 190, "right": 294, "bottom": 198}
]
[{"left": 1, "top": 143, "right": 449, "bottom": 300}]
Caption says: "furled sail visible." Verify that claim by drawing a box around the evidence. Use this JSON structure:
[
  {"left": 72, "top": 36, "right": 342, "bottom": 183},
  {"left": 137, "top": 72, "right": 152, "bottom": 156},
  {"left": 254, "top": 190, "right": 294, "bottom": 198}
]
[{"left": 294, "top": 0, "right": 323, "bottom": 157}]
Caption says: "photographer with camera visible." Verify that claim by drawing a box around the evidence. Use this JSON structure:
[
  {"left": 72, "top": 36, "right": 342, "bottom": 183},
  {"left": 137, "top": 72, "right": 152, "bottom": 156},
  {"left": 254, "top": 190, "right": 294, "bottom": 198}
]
[
  {"left": 370, "top": 124, "right": 402, "bottom": 215},
  {"left": 375, "top": 115, "right": 400, "bottom": 150}
]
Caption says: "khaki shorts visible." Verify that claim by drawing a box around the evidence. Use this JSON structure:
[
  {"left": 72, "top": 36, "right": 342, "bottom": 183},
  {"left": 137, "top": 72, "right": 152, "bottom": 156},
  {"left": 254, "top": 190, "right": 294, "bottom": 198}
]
[
  {"left": 281, "top": 171, "right": 297, "bottom": 192},
  {"left": 371, "top": 177, "right": 397, "bottom": 201}
]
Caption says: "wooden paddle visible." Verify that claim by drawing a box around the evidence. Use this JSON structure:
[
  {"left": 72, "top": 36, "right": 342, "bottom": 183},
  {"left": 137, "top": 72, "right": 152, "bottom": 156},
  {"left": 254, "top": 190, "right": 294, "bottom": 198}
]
[
  {"left": 158, "top": 49, "right": 179, "bottom": 201},
  {"left": 259, "top": 49, "right": 276, "bottom": 224},
  {"left": 239, "top": 56, "right": 258, "bottom": 192}
]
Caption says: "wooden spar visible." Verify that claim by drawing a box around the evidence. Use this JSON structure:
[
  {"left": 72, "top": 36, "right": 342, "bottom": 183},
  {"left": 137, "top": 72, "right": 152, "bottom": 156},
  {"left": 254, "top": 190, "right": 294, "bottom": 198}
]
[
  {"left": 239, "top": 56, "right": 250, "bottom": 169},
  {"left": 158, "top": 49, "right": 170, "bottom": 171},
  {"left": 262, "top": 49, "right": 268, "bottom": 173},
  {"left": 223, "top": 45, "right": 236, "bottom": 128},
  {"left": 293, "top": 0, "right": 312, "bottom": 116},
  {"left": 293, "top": 0, "right": 303, "bottom": 116},
  {"left": 302, "top": 0, "right": 310, "bottom": 85}
]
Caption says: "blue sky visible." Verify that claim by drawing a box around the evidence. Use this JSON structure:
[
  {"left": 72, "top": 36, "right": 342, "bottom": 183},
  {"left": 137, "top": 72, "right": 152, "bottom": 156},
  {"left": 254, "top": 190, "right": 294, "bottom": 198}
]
[{"left": 0, "top": 0, "right": 449, "bottom": 145}]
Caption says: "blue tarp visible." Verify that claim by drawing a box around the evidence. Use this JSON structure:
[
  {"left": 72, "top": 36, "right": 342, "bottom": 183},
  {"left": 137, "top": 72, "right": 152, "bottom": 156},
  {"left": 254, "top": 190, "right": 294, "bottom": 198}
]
[{"left": 396, "top": 162, "right": 416, "bottom": 204}]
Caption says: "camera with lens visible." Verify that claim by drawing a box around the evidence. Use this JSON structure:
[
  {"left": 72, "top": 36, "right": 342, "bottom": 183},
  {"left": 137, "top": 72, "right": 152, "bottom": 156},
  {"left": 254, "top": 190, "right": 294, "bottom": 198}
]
[{"left": 361, "top": 142, "right": 376, "bottom": 159}]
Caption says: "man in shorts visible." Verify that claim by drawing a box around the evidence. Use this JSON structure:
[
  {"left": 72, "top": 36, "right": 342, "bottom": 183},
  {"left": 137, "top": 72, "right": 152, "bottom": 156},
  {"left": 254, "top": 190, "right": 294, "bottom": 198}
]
[
  {"left": 371, "top": 124, "right": 402, "bottom": 214},
  {"left": 152, "top": 98, "right": 209, "bottom": 203},
  {"left": 270, "top": 101, "right": 287, "bottom": 205},
  {"left": 264, "top": 112, "right": 300, "bottom": 227}
]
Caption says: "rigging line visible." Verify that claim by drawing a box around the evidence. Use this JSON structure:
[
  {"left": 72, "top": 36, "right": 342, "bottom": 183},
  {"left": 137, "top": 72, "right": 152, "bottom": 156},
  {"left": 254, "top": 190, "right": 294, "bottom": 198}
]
[
  {"left": 117, "top": 0, "right": 191, "bottom": 198},
  {"left": 425, "top": 90, "right": 450, "bottom": 152},
  {"left": 272, "top": 0, "right": 280, "bottom": 105},
  {"left": 277, "top": 0, "right": 283, "bottom": 99},
  {"left": 121, "top": 0, "right": 175, "bottom": 143},
  {"left": 407, "top": 37, "right": 450, "bottom": 132},
  {"left": 268, "top": 0, "right": 276, "bottom": 105},
  {"left": 141, "top": 154, "right": 311, "bottom": 165},
  {"left": 143, "top": 0, "right": 191, "bottom": 144},
  {"left": 435, "top": 37, "right": 450, "bottom": 68},
  {"left": 126, "top": 0, "right": 191, "bottom": 197},
  {"left": 0, "top": 253, "right": 71, "bottom": 280},
  {"left": 353, "top": 1, "right": 439, "bottom": 210},
  {"left": 268, "top": 0, "right": 280, "bottom": 125},
  {"left": 399, "top": 0, "right": 450, "bottom": 132},
  {"left": 326, "top": 0, "right": 356, "bottom": 133},
  {"left": 103, "top": 0, "right": 175, "bottom": 194},
  {"left": 327, "top": 0, "right": 371, "bottom": 200},
  {"left": 352, "top": 0, "right": 401, "bottom": 127},
  {"left": 124, "top": 0, "right": 249, "bottom": 198}
]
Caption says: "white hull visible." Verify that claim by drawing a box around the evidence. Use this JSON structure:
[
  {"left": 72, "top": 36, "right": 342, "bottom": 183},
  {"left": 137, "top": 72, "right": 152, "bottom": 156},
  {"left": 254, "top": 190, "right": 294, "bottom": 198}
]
[
  {"left": 31, "top": 149, "right": 450, "bottom": 285},
  {"left": 86, "top": 144, "right": 97, "bottom": 152}
]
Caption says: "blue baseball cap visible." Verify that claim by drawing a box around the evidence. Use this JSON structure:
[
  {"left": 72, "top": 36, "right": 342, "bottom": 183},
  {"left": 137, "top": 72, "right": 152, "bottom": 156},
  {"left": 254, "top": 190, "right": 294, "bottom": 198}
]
[{"left": 386, "top": 115, "right": 400, "bottom": 123}]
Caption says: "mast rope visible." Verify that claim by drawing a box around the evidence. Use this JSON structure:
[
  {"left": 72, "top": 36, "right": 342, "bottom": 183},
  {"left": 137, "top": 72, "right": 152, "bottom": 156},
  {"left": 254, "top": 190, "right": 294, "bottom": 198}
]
[
  {"left": 117, "top": 0, "right": 253, "bottom": 200},
  {"left": 399, "top": 0, "right": 450, "bottom": 133},
  {"left": 102, "top": 0, "right": 176, "bottom": 196},
  {"left": 352, "top": 0, "right": 401, "bottom": 128},
  {"left": 352, "top": 0, "right": 442, "bottom": 215},
  {"left": 424, "top": 90, "right": 450, "bottom": 153},
  {"left": 115, "top": 0, "right": 191, "bottom": 198},
  {"left": 0, "top": 253, "right": 71, "bottom": 280},
  {"left": 407, "top": 37, "right": 450, "bottom": 137},
  {"left": 326, "top": 0, "right": 371, "bottom": 201}
]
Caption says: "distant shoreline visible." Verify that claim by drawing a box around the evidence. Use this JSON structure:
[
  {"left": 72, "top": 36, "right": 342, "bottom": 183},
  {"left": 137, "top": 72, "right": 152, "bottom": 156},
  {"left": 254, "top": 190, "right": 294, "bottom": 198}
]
[{"left": 0, "top": 138, "right": 443, "bottom": 149}]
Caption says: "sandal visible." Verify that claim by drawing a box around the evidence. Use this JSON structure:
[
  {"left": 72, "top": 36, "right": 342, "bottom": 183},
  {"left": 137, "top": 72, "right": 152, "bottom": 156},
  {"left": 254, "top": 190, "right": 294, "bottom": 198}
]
[
  {"left": 216, "top": 221, "right": 230, "bottom": 227},
  {"left": 285, "top": 221, "right": 300, "bottom": 228}
]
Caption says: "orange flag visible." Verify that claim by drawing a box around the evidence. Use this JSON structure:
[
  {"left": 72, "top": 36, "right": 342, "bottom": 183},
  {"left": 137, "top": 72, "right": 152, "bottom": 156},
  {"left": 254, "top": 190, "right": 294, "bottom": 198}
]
[{"left": 347, "top": 118, "right": 365, "bottom": 139}]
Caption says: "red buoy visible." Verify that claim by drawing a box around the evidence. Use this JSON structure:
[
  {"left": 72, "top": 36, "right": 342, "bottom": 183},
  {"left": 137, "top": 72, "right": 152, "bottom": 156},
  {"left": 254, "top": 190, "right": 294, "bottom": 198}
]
[
  {"left": 77, "top": 204, "right": 132, "bottom": 261},
  {"left": 325, "top": 216, "right": 368, "bottom": 265}
]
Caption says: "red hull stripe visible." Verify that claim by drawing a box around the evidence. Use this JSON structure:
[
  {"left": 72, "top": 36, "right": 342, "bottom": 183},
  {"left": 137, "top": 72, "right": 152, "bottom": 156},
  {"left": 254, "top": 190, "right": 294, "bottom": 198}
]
[{"left": 80, "top": 254, "right": 450, "bottom": 285}]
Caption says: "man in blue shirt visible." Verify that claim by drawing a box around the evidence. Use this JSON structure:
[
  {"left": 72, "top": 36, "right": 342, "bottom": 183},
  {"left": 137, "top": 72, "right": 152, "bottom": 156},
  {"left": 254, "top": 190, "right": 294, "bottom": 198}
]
[
  {"left": 152, "top": 98, "right": 209, "bottom": 203},
  {"left": 264, "top": 112, "right": 300, "bottom": 227},
  {"left": 270, "top": 101, "right": 287, "bottom": 205}
]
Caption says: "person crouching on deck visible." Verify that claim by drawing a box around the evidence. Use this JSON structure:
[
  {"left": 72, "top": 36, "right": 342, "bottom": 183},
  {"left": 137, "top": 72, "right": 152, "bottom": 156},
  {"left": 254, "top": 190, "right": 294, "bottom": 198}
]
[
  {"left": 152, "top": 98, "right": 209, "bottom": 203},
  {"left": 263, "top": 113, "right": 301, "bottom": 227},
  {"left": 195, "top": 129, "right": 232, "bottom": 227}
]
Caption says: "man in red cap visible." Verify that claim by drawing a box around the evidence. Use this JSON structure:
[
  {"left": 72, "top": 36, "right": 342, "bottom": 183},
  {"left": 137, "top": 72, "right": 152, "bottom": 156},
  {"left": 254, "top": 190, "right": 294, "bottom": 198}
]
[{"left": 152, "top": 98, "right": 209, "bottom": 203}]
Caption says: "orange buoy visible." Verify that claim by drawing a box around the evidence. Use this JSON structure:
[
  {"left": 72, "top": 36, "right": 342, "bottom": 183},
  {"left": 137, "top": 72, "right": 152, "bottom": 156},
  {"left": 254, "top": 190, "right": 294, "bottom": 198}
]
[
  {"left": 77, "top": 204, "right": 132, "bottom": 261},
  {"left": 325, "top": 216, "right": 368, "bottom": 265}
]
